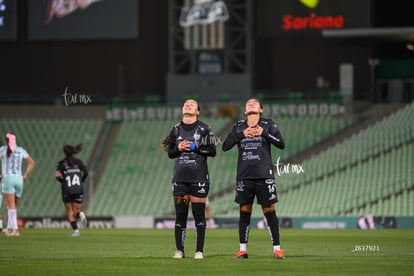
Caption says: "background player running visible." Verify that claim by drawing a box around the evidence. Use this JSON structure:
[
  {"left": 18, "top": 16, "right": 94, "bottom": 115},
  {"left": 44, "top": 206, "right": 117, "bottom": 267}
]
[
  {"left": 222, "top": 98, "right": 286, "bottom": 260},
  {"left": 162, "top": 99, "right": 216, "bottom": 259},
  {"left": 0, "top": 133, "right": 35, "bottom": 237},
  {"left": 56, "top": 144, "right": 88, "bottom": 237}
]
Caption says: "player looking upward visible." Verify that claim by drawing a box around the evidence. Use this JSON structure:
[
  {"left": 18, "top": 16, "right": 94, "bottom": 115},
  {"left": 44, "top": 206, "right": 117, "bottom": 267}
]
[
  {"left": 162, "top": 99, "right": 216, "bottom": 259},
  {"left": 222, "top": 98, "right": 286, "bottom": 260}
]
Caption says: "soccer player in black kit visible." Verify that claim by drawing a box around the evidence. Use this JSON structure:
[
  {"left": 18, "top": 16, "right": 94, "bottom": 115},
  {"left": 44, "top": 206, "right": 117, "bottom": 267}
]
[
  {"left": 222, "top": 98, "right": 285, "bottom": 260},
  {"left": 162, "top": 99, "right": 216, "bottom": 259},
  {"left": 56, "top": 144, "right": 88, "bottom": 237}
]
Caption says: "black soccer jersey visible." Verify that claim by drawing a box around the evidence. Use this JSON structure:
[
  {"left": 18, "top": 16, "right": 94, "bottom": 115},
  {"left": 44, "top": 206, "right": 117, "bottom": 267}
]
[
  {"left": 222, "top": 118, "right": 284, "bottom": 180},
  {"left": 168, "top": 120, "right": 216, "bottom": 183},
  {"left": 56, "top": 159, "right": 88, "bottom": 195}
]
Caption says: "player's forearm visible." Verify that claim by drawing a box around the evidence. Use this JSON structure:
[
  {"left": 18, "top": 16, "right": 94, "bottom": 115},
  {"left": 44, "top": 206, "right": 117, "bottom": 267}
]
[
  {"left": 222, "top": 132, "right": 243, "bottom": 151},
  {"left": 195, "top": 144, "right": 216, "bottom": 157},
  {"left": 262, "top": 129, "right": 285, "bottom": 150},
  {"left": 24, "top": 158, "right": 36, "bottom": 179},
  {"left": 168, "top": 147, "right": 181, "bottom": 158}
]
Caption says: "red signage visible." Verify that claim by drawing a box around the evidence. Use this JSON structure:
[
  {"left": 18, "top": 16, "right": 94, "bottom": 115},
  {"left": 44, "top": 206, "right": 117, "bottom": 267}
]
[
  {"left": 282, "top": 12, "right": 345, "bottom": 31},
  {"left": 257, "top": 0, "right": 370, "bottom": 37}
]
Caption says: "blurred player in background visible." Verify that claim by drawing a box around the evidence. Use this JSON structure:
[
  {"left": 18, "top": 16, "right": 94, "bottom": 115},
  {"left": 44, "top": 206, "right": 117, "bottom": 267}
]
[
  {"left": 222, "top": 98, "right": 286, "bottom": 260},
  {"left": 162, "top": 99, "right": 216, "bottom": 259},
  {"left": 56, "top": 144, "right": 88, "bottom": 237},
  {"left": 0, "top": 174, "right": 3, "bottom": 232},
  {"left": 0, "top": 174, "right": 3, "bottom": 231},
  {"left": 0, "top": 133, "right": 35, "bottom": 237},
  {"left": 205, "top": 197, "right": 218, "bottom": 228}
]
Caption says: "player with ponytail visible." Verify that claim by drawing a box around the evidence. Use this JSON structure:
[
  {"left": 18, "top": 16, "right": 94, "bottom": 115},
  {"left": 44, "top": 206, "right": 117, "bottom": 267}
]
[
  {"left": 164, "top": 99, "right": 216, "bottom": 259},
  {"left": 56, "top": 144, "right": 88, "bottom": 237},
  {"left": 0, "top": 133, "right": 35, "bottom": 236}
]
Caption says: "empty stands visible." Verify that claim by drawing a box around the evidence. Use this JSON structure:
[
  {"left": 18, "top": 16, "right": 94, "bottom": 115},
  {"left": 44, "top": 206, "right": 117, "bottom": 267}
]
[{"left": 0, "top": 119, "right": 103, "bottom": 217}]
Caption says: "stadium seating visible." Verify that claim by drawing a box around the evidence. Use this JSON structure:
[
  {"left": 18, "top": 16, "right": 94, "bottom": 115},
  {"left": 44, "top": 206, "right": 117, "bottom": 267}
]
[
  {"left": 0, "top": 119, "right": 103, "bottom": 217},
  {"left": 262, "top": 102, "right": 414, "bottom": 217},
  {"left": 271, "top": 116, "right": 353, "bottom": 159}
]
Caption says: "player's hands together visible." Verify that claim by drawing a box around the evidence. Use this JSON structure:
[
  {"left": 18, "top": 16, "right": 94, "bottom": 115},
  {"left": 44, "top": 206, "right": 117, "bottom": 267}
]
[
  {"left": 243, "top": 125, "right": 263, "bottom": 138},
  {"left": 178, "top": 140, "right": 196, "bottom": 152}
]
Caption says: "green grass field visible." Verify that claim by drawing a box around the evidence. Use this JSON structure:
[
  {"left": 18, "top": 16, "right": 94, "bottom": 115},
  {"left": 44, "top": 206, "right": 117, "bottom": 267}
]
[{"left": 0, "top": 228, "right": 413, "bottom": 275}]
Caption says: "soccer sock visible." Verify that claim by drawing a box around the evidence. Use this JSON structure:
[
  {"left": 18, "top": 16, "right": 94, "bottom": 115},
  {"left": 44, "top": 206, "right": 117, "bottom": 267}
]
[
  {"left": 0, "top": 219, "right": 3, "bottom": 229},
  {"left": 7, "top": 215, "right": 11, "bottom": 230},
  {"left": 8, "top": 209, "right": 17, "bottom": 231},
  {"left": 192, "top": 202, "right": 206, "bottom": 253},
  {"left": 239, "top": 210, "right": 251, "bottom": 249},
  {"left": 174, "top": 199, "right": 189, "bottom": 252},
  {"left": 264, "top": 210, "right": 281, "bottom": 246},
  {"left": 70, "top": 221, "right": 78, "bottom": 231}
]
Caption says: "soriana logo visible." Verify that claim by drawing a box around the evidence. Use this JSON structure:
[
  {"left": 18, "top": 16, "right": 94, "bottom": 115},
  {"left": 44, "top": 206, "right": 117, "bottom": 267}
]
[{"left": 282, "top": 0, "right": 345, "bottom": 31}]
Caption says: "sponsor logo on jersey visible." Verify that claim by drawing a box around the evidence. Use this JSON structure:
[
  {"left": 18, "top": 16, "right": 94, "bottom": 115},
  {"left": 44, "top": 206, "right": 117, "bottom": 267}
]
[
  {"left": 242, "top": 151, "right": 261, "bottom": 161},
  {"left": 178, "top": 155, "right": 197, "bottom": 166}
]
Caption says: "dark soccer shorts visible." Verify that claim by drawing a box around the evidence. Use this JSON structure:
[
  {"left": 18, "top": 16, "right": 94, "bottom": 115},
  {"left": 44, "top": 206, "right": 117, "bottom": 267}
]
[
  {"left": 235, "top": 179, "right": 279, "bottom": 206},
  {"left": 62, "top": 193, "right": 84, "bottom": 204},
  {"left": 172, "top": 182, "right": 210, "bottom": 198}
]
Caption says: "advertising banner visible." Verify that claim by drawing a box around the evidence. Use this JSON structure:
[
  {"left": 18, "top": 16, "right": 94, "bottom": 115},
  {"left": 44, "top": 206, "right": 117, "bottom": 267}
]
[
  {"left": 257, "top": 0, "right": 371, "bottom": 37},
  {"left": 20, "top": 217, "right": 115, "bottom": 229},
  {"left": 155, "top": 216, "right": 414, "bottom": 229},
  {"left": 106, "top": 102, "right": 345, "bottom": 122},
  {"left": 28, "top": 0, "right": 139, "bottom": 40},
  {"left": 16, "top": 216, "right": 414, "bottom": 229}
]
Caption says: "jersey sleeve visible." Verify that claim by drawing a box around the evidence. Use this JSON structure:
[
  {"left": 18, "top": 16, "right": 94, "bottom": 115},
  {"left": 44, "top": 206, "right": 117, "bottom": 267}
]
[
  {"left": 222, "top": 122, "right": 244, "bottom": 151},
  {"left": 20, "top": 147, "right": 29, "bottom": 159},
  {"left": 261, "top": 119, "right": 285, "bottom": 150},
  {"left": 194, "top": 125, "right": 216, "bottom": 157},
  {"left": 167, "top": 126, "right": 181, "bottom": 159},
  {"left": 55, "top": 161, "right": 64, "bottom": 183},
  {"left": 77, "top": 159, "right": 89, "bottom": 182}
]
